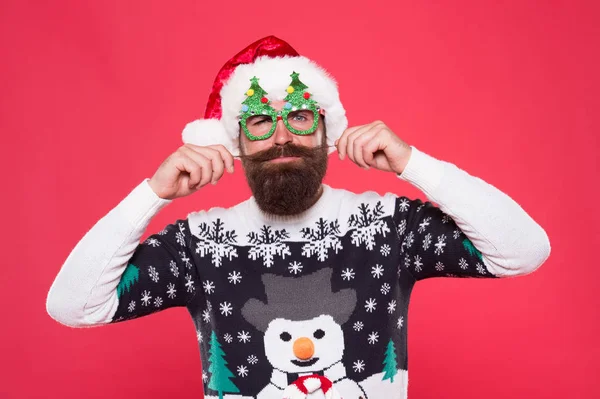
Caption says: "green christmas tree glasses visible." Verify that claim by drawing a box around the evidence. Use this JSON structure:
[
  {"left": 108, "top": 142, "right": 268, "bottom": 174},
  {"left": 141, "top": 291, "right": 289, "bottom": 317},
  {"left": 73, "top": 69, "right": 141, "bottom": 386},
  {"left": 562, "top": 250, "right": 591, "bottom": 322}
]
[{"left": 239, "top": 72, "right": 321, "bottom": 141}]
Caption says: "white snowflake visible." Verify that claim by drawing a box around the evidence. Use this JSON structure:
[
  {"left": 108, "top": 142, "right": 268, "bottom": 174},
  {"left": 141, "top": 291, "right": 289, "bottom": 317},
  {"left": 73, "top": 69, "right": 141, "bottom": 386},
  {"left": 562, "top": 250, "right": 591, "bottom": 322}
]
[
  {"left": 476, "top": 262, "right": 486, "bottom": 274},
  {"left": 380, "top": 244, "right": 391, "bottom": 256},
  {"left": 418, "top": 217, "right": 431, "bottom": 233},
  {"left": 141, "top": 290, "right": 152, "bottom": 306},
  {"left": 396, "top": 219, "right": 407, "bottom": 239},
  {"left": 167, "top": 283, "right": 176, "bottom": 299},
  {"left": 401, "top": 231, "right": 415, "bottom": 253},
  {"left": 435, "top": 261, "right": 445, "bottom": 272},
  {"left": 459, "top": 258, "right": 469, "bottom": 270},
  {"left": 223, "top": 333, "right": 233, "bottom": 343},
  {"left": 195, "top": 219, "right": 238, "bottom": 267},
  {"left": 179, "top": 251, "right": 192, "bottom": 269},
  {"left": 416, "top": 204, "right": 424, "bottom": 212},
  {"left": 365, "top": 298, "right": 377, "bottom": 313},
  {"left": 247, "top": 226, "right": 291, "bottom": 267},
  {"left": 196, "top": 330, "right": 203, "bottom": 342},
  {"left": 148, "top": 266, "right": 159, "bottom": 282},
  {"left": 442, "top": 214, "right": 451, "bottom": 223},
  {"left": 397, "top": 316, "right": 404, "bottom": 329},
  {"left": 128, "top": 300, "right": 135, "bottom": 313},
  {"left": 176, "top": 222, "right": 186, "bottom": 246},
  {"left": 453, "top": 229, "right": 461, "bottom": 239},
  {"left": 247, "top": 355, "right": 259, "bottom": 365},
  {"left": 398, "top": 198, "right": 410, "bottom": 212},
  {"left": 371, "top": 264, "right": 384, "bottom": 279},
  {"left": 238, "top": 330, "right": 251, "bottom": 343},
  {"left": 434, "top": 234, "right": 447, "bottom": 255},
  {"left": 341, "top": 268, "right": 355, "bottom": 281},
  {"left": 220, "top": 302, "right": 233, "bottom": 316},
  {"left": 300, "top": 219, "right": 343, "bottom": 261},
  {"left": 169, "top": 260, "right": 179, "bottom": 277},
  {"left": 206, "top": 300, "right": 212, "bottom": 311},
  {"left": 353, "top": 321, "right": 364, "bottom": 331},
  {"left": 145, "top": 237, "right": 161, "bottom": 247},
  {"left": 422, "top": 233, "right": 432, "bottom": 251},
  {"left": 185, "top": 274, "right": 195, "bottom": 293},
  {"left": 288, "top": 261, "right": 303, "bottom": 274},
  {"left": 203, "top": 280, "right": 215, "bottom": 294},
  {"left": 157, "top": 228, "right": 168, "bottom": 235},
  {"left": 387, "top": 300, "right": 397, "bottom": 314},
  {"left": 202, "top": 371, "right": 208, "bottom": 383},
  {"left": 228, "top": 271, "right": 242, "bottom": 285},
  {"left": 381, "top": 283, "right": 391, "bottom": 295},
  {"left": 349, "top": 204, "right": 391, "bottom": 251},
  {"left": 414, "top": 255, "right": 423, "bottom": 273},
  {"left": 353, "top": 360, "right": 365, "bottom": 373},
  {"left": 367, "top": 331, "right": 379, "bottom": 345},
  {"left": 202, "top": 309, "right": 210, "bottom": 323},
  {"left": 154, "top": 297, "right": 163, "bottom": 308},
  {"left": 404, "top": 253, "right": 411, "bottom": 269},
  {"left": 237, "top": 365, "right": 248, "bottom": 377}
]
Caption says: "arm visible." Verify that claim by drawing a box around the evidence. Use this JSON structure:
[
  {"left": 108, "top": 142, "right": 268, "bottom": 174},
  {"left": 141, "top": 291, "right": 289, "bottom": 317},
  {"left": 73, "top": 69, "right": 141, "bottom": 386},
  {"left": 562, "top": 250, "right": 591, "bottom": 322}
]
[
  {"left": 46, "top": 179, "right": 200, "bottom": 327},
  {"left": 394, "top": 146, "right": 551, "bottom": 280}
]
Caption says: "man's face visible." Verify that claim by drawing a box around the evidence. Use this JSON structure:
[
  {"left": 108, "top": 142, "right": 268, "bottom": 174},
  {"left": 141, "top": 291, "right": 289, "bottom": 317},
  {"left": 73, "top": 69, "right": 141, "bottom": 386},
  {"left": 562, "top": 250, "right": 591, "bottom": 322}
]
[{"left": 239, "top": 100, "right": 329, "bottom": 216}]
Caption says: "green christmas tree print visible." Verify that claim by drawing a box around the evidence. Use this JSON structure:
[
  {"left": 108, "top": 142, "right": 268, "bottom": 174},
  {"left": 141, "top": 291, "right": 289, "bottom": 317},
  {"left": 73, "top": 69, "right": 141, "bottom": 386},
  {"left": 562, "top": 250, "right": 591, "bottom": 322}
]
[
  {"left": 284, "top": 71, "right": 316, "bottom": 109},
  {"left": 382, "top": 339, "right": 398, "bottom": 383},
  {"left": 116, "top": 263, "right": 139, "bottom": 298},
  {"left": 462, "top": 238, "right": 483, "bottom": 261},
  {"left": 208, "top": 331, "right": 239, "bottom": 399},
  {"left": 241, "top": 76, "right": 270, "bottom": 115}
]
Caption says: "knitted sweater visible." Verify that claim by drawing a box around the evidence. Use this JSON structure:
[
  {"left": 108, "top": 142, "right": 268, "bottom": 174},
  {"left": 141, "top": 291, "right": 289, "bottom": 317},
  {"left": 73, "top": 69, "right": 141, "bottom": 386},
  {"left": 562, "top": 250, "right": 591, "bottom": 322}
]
[{"left": 46, "top": 146, "right": 551, "bottom": 399}]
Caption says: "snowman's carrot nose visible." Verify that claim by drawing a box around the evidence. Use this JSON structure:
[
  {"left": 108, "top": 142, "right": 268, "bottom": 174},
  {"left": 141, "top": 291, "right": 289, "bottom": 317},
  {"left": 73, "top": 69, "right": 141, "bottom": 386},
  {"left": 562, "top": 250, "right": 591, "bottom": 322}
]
[{"left": 293, "top": 337, "right": 315, "bottom": 360}]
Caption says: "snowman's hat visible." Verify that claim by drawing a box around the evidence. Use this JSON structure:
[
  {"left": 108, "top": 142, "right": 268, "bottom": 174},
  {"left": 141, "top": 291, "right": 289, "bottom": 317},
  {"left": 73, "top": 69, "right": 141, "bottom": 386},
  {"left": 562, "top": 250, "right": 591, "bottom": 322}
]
[{"left": 241, "top": 268, "right": 357, "bottom": 332}]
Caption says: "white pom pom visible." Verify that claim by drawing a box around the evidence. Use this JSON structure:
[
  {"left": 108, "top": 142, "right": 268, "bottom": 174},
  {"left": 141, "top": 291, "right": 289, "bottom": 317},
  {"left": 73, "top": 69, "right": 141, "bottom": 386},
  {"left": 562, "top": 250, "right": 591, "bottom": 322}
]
[{"left": 181, "top": 119, "right": 236, "bottom": 153}]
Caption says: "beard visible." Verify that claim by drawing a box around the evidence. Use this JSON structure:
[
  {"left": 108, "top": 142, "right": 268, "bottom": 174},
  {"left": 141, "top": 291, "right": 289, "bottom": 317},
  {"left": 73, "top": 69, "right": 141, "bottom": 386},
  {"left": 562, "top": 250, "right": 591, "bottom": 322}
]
[{"left": 240, "top": 140, "right": 329, "bottom": 216}]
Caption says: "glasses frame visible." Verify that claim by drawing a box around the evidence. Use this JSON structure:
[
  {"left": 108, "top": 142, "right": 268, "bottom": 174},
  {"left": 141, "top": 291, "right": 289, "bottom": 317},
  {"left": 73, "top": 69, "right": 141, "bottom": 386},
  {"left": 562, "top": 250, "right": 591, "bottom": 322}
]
[{"left": 240, "top": 103, "right": 321, "bottom": 141}]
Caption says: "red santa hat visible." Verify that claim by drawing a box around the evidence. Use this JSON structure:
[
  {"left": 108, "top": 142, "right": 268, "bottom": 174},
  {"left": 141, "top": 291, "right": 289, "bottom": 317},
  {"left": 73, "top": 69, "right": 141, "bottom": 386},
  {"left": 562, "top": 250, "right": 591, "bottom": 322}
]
[{"left": 181, "top": 36, "right": 347, "bottom": 155}]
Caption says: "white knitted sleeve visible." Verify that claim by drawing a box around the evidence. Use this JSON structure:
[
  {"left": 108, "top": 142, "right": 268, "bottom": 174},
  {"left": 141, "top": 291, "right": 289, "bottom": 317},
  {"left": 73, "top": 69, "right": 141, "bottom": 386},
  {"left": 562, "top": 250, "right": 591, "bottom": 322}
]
[
  {"left": 397, "top": 146, "right": 551, "bottom": 277},
  {"left": 46, "top": 179, "right": 172, "bottom": 327}
]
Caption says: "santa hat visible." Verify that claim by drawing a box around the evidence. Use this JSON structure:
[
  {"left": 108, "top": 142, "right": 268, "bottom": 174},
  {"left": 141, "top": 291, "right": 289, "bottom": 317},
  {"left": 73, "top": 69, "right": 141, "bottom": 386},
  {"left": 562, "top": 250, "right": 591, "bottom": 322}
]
[{"left": 181, "top": 35, "right": 347, "bottom": 155}]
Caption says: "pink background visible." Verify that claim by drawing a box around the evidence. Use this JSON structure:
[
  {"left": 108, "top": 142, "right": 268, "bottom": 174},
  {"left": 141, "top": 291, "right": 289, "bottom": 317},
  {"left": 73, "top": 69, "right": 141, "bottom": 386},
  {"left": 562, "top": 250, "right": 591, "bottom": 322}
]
[{"left": 2, "top": 0, "right": 598, "bottom": 398}]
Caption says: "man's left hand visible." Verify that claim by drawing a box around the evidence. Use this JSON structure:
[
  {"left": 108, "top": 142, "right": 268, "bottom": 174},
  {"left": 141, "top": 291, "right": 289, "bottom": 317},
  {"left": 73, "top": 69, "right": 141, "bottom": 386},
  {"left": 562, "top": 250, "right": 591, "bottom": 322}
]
[{"left": 334, "top": 121, "right": 412, "bottom": 175}]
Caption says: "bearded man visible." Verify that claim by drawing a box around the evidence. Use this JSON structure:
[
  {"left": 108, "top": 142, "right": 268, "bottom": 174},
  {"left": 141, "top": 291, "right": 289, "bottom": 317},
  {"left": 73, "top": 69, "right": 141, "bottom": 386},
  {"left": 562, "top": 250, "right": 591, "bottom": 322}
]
[{"left": 47, "top": 36, "right": 551, "bottom": 399}]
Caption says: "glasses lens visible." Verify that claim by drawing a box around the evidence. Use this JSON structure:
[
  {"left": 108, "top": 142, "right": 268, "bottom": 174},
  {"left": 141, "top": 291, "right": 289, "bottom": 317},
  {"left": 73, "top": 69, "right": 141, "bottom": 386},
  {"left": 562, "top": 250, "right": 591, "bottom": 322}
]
[
  {"left": 286, "top": 110, "right": 316, "bottom": 133},
  {"left": 245, "top": 114, "right": 274, "bottom": 138}
]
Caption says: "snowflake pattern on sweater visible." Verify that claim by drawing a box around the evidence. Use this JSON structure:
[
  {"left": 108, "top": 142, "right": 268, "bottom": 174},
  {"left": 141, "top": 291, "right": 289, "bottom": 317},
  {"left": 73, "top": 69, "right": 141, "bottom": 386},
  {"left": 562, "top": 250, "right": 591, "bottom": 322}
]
[{"left": 109, "top": 186, "right": 497, "bottom": 398}]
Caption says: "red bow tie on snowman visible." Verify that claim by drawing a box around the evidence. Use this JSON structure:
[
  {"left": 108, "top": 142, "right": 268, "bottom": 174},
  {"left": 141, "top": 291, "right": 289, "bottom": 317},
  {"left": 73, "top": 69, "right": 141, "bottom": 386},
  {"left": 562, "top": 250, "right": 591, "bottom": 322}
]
[{"left": 282, "top": 375, "right": 343, "bottom": 399}]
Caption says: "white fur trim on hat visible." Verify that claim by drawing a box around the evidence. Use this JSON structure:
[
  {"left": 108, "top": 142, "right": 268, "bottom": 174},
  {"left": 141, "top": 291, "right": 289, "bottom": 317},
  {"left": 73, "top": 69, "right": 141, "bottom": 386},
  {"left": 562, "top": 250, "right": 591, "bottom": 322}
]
[{"left": 181, "top": 118, "right": 236, "bottom": 154}]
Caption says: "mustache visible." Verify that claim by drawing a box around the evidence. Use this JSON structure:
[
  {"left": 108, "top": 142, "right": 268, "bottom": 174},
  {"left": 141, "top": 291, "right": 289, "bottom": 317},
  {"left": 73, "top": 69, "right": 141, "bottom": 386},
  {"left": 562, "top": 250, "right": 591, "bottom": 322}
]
[{"left": 235, "top": 144, "right": 334, "bottom": 162}]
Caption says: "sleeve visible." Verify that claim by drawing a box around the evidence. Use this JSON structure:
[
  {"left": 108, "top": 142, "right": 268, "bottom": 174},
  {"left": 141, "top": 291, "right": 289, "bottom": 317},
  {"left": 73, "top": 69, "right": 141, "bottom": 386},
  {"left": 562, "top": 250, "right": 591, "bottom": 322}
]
[
  {"left": 46, "top": 178, "right": 200, "bottom": 327},
  {"left": 393, "top": 146, "right": 551, "bottom": 281}
]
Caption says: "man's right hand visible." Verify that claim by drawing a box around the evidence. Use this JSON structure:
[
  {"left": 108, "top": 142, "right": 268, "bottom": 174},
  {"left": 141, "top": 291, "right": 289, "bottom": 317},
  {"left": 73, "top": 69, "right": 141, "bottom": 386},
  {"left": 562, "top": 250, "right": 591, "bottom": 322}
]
[{"left": 148, "top": 144, "right": 235, "bottom": 200}]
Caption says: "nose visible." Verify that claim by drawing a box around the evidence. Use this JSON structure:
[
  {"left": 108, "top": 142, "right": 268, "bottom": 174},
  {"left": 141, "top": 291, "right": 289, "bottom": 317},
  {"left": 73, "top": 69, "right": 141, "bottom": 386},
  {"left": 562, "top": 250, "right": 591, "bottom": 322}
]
[
  {"left": 272, "top": 116, "right": 294, "bottom": 146},
  {"left": 293, "top": 337, "right": 315, "bottom": 360}
]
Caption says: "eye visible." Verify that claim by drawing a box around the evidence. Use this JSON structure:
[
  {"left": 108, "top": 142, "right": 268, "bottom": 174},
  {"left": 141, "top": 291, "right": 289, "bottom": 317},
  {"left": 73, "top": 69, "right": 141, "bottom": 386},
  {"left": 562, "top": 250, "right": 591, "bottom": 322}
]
[
  {"left": 280, "top": 332, "right": 292, "bottom": 341},
  {"left": 313, "top": 329, "right": 325, "bottom": 339}
]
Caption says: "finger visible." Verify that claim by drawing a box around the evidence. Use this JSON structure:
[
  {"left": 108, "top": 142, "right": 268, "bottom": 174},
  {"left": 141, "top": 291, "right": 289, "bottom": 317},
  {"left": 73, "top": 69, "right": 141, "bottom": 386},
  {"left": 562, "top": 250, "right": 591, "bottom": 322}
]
[
  {"left": 354, "top": 127, "right": 381, "bottom": 168},
  {"left": 209, "top": 145, "right": 235, "bottom": 173},
  {"left": 180, "top": 147, "right": 215, "bottom": 186},
  {"left": 173, "top": 151, "right": 203, "bottom": 189},
  {"left": 337, "top": 124, "right": 367, "bottom": 160},
  {"left": 346, "top": 125, "right": 371, "bottom": 167},
  {"left": 362, "top": 129, "right": 385, "bottom": 167}
]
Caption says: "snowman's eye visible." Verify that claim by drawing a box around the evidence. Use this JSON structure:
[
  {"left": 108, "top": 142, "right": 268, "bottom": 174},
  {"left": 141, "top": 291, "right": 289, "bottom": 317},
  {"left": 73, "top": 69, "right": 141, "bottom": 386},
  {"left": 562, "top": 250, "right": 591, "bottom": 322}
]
[
  {"left": 280, "top": 332, "right": 292, "bottom": 341},
  {"left": 313, "top": 329, "right": 325, "bottom": 339}
]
